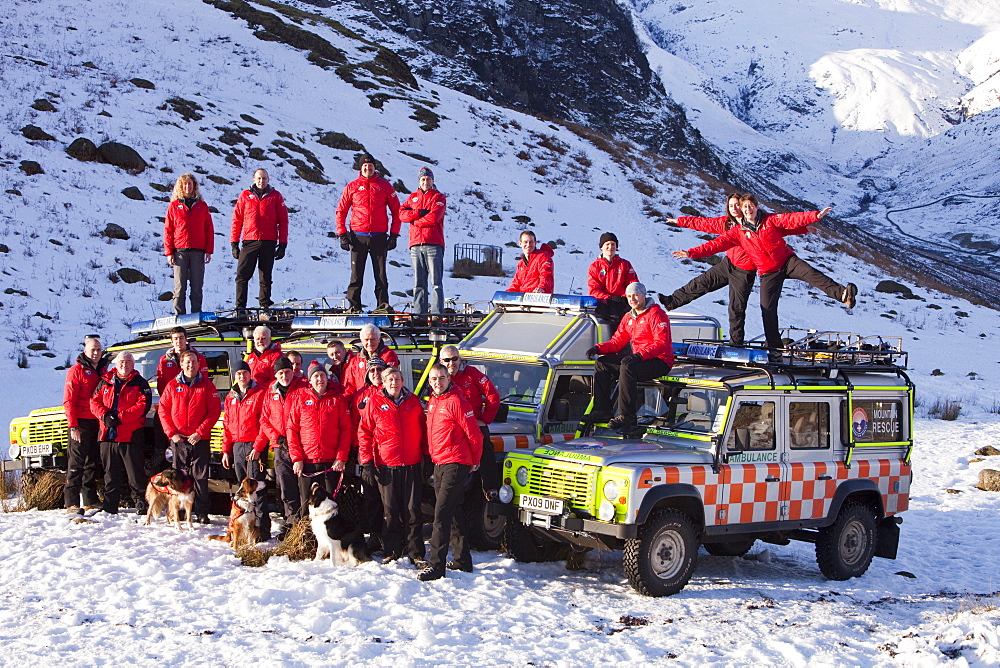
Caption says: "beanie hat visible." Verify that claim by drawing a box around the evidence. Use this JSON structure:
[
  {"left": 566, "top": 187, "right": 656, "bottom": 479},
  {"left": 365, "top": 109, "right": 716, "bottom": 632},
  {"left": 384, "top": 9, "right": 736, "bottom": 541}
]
[
  {"left": 308, "top": 360, "right": 328, "bottom": 378},
  {"left": 273, "top": 357, "right": 293, "bottom": 372},
  {"left": 367, "top": 356, "right": 389, "bottom": 371},
  {"left": 625, "top": 281, "right": 647, "bottom": 296},
  {"left": 359, "top": 153, "right": 375, "bottom": 166},
  {"left": 418, "top": 166, "right": 434, "bottom": 180},
  {"left": 234, "top": 360, "right": 251, "bottom": 374},
  {"left": 599, "top": 232, "right": 619, "bottom": 248}
]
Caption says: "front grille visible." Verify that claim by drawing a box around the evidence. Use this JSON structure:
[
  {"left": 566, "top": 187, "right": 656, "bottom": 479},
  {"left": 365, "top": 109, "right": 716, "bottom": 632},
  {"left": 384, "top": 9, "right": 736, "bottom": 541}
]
[
  {"left": 27, "top": 419, "right": 68, "bottom": 447},
  {"left": 209, "top": 422, "right": 225, "bottom": 452},
  {"left": 528, "top": 463, "right": 595, "bottom": 509}
]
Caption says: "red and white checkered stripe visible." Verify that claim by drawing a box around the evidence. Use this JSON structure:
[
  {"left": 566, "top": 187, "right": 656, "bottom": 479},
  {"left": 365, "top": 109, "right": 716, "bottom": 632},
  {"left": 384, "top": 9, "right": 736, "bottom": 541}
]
[{"left": 490, "top": 432, "right": 575, "bottom": 452}]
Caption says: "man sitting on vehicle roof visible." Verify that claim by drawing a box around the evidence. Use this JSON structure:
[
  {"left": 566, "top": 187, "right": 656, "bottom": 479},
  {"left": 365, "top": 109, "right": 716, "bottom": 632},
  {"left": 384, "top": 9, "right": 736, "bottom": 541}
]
[
  {"left": 586, "top": 282, "right": 674, "bottom": 431},
  {"left": 507, "top": 230, "right": 554, "bottom": 294},
  {"left": 341, "top": 323, "right": 400, "bottom": 395}
]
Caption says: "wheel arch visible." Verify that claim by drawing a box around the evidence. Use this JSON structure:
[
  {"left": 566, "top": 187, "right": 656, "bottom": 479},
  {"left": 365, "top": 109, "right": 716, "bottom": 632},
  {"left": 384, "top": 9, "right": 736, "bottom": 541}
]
[
  {"left": 827, "top": 479, "right": 884, "bottom": 524},
  {"left": 634, "top": 483, "right": 705, "bottom": 530}
]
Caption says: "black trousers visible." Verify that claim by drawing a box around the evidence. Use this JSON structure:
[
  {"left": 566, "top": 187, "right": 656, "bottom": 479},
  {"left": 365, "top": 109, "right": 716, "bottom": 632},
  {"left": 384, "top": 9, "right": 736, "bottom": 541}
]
[
  {"left": 666, "top": 258, "right": 756, "bottom": 345},
  {"left": 759, "top": 255, "right": 844, "bottom": 350},
  {"left": 361, "top": 467, "right": 384, "bottom": 541},
  {"left": 478, "top": 425, "right": 500, "bottom": 493},
  {"left": 377, "top": 464, "right": 424, "bottom": 561},
  {"left": 428, "top": 463, "right": 472, "bottom": 571},
  {"left": 272, "top": 444, "right": 300, "bottom": 520},
  {"left": 173, "top": 439, "right": 211, "bottom": 515},
  {"left": 65, "top": 419, "right": 102, "bottom": 508},
  {"left": 296, "top": 462, "right": 341, "bottom": 520},
  {"left": 347, "top": 232, "right": 389, "bottom": 310},
  {"left": 593, "top": 353, "right": 672, "bottom": 419},
  {"left": 235, "top": 240, "right": 276, "bottom": 309},
  {"left": 100, "top": 439, "right": 146, "bottom": 512},
  {"left": 594, "top": 298, "right": 630, "bottom": 332}
]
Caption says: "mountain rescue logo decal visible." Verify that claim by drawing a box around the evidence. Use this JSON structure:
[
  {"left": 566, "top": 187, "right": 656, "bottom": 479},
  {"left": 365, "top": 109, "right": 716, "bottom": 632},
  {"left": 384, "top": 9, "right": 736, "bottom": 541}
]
[
  {"left": 852, "top": 407, "right": 869, "bottom": 439},
  {"left": 305, "top": 400, "right": 314, "bottom": 406}
]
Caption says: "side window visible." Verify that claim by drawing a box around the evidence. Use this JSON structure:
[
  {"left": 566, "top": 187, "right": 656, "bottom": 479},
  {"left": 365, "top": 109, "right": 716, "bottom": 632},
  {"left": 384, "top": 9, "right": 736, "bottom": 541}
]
[
  {"left": 726, "top": 401, "right": 775, "bottom": 451},
  {"left": 204, "top": 351, "right": 231, "bottom": 394},
  {"left": 409, "top": 356, "right": 432, "bottom": 394},
  {"left": 842, "top": 399, "right": 904, "bottom": 444},
  {"left": 789, "top": 402, "right": 830, "bottom": 449},
  {"left": 547, "top": 374, "right": 592, "bottom": 422},
  {"left": 131, "top": 349, "right": 161, "bottom": 384}
]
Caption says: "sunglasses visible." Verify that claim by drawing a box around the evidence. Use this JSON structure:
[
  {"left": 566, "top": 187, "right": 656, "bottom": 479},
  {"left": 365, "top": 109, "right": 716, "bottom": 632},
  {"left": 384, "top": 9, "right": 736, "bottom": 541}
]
[{"left": 441, "top": 357, "right": 461, "bottom": 363}]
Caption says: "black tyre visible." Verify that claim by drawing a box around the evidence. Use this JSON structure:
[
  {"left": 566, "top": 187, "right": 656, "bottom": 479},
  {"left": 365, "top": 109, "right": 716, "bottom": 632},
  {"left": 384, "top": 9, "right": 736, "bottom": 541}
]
[
  {"left": 502, "top": 521, "right": 569, "bottom": 563},
  {"left": 465, "top": 496, "right": 505, "bottom": 552},
  {"left": 624, "top": 508, "right": 698, "bottom": 597},
  {"left": 703, "top": 539, "right": 755, "bottom": 557},
  {"left": 815, "top": 501, "right": 877, "bottom": 580}
]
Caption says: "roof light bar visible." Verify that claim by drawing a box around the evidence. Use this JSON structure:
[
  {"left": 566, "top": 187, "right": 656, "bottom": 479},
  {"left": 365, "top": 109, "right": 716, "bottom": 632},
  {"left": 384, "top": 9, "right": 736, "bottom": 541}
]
[
  {"left": 492, "top": 291, "right": 597, "bottom": 311},
  {"left": 674, "top": 341, "right": 771, "bottom": 364},
  {"left": 290, "top": 315, "right": 392, "bottom": 331},
  {"left": 130, "top": 312, "right": 219, "bottom": 337}
]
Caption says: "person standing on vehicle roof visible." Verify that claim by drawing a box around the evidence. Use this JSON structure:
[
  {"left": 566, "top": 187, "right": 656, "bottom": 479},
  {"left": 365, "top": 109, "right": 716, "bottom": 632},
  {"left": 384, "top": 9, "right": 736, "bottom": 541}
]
[
  {"left": 156, "top": 326, "right": 208, "bottom": 392},
  {"left": 341, "top": 323, "right": 400, "bottom": 395},
  {"left": 674, "top": 194, "right": 857, "bottom": 353},
  {"left": 507, "top": 230, "right": 554, "bottom": 293},
  {"left": 588, "top": 232, "right": 639, "bottom": 330},
  {"left": 439, "top": 345, "right": 501, "bottom": 500},
  {"left": 359, "top": 366, "right": 427, "bottom": 566},
  {"left": 63, "top": 334, "right": 108, "bottom": 513},
  {"left": 418, "top": 364, "right": 482, "bottom": 581},
  {"left": 157, "top": 350, "right": 222, "bottom": 524},
  {"left": 164, "top": 173, "right": 214, "bottom": 316},
  {"left": 221, "top": 360, "right": 270, "bottom": 537},
  {"left": 246, "top": 325, "right": 282, "bottom": 388},
  {"left": 586, "top": 282, "right": 674, "bottom": 431},
  {"left": 400, "top": 166, "right": 446, "bottom": 316},
  {"left": 231, "top": 168, "right": 289, "bottom": 310},
  {"left": 335, "top": 154, "right": 402, "bottom": 314},
  {"left": 287, "top": 362, "right": 351, "bottom": 510},
  {"left": 259, "top": 356, "right": 307, "bottom": 537},
  {"left": 349, "top": 356, "right": 390, "bottom": 552},
  {"left": 90, "top": 352, "right": 152, "bottom": 516}
]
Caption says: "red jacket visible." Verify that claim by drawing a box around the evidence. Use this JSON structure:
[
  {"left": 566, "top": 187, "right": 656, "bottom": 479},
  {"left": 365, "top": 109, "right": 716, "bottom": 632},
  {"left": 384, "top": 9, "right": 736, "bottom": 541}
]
[
  {"left": 687, "top": 211, "right": 819, "bottom": 275},
  {"left": 334, "top": 172, "right": 401, "bottom": 236},
  {"left": 451, "top": 363, "right": 500, "bottom": 424},
  {"left": 347, "top": 384, "right": 379, "bottom": 451},
  {"left": 164, "top": 199, "right": 214, "bottom": 256},
  {"left": 157, "top": 373, "right": 222, "bottom": 441},
  {"left": 222, "top": 383, "right": 267, "bottom": 454},
  {"left": 246, "top": 343, "right": 282, "bottom": 388},
  {"left": 90, "top": 370, "right": 152, "bottom": 443},
  {"left": 63, "top": 355, "right": 106, "bottom": 427},
  {"left": 286, "top": 386, "right": 351, "bottom": 464},
  {"left": 358, "top": 389, "right": 427, "bottom": 467},
  {"left": 587, "top": 255, "right": 639, "bottom": 300},
  {"left": 231, "top": 187, "right": 289, "bottom": 243},
  {"left": 508, "top": 244, "right": 554, "bottom": 293},
  {"left": 426, "top": 388, "right": 482, "bottom": 466},
  {"left": 156, "top": 347, "right": 208, "bottom": 393},
  {"left": 258, "top": 377, "right": 308, "bottom": 452},
  {"left": 399, "top": 188, "right": 446, "bottom": 247},
  {"left": 677, "top": 215, "right": 806, "bottom": 271},
  {"left": 340, "top": 345, "right": 400, "bottom": 397},
  {"left": 596, "top": 299, "right": 674, "bottom": 365}
]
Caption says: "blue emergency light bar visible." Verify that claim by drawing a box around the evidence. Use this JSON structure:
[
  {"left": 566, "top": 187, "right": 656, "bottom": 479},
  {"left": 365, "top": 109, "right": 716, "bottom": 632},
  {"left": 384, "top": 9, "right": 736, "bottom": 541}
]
[
  {"left": 674, "top": 341, "right": 770, "bottom": 364},
  {"left": 290, "top": 315, "right": 392, "bottom": 331},
  {"left": 130, "top": 312, "right": 219, "bottom": 336},
  {"left": 492, "top": 291, "right": 597, "bottom": 311}
]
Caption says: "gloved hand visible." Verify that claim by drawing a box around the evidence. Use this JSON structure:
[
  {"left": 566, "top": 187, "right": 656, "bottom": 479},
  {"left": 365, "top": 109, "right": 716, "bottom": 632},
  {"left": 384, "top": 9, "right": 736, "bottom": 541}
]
[
  {"left": 231, "top": 242, "right": 240, "bottom": 259},
  {"left": 609, "top": 295, "right": 628, "bottom": 306},
  {"left": 102, "top": 412, "right": 120, "bottom": 428},
  {"left": 417, "top": 209, "right": 430, "bottom": 217},
  {"left": 339, "top": 233, "right": 351, "bottom": 252},
  {"left": 274, "top": 243, "right": 286, "bottom": 260},
  {"left": 386, "top": 234, "right": 398, "bottom": 251},
  {"left": 586, "top": 346, "right": 599, "bottom": 359},
  {"left": 361, "top": 461, "right": 377, "bottom": 489},
  {"left": 621, "top": 353, "right": 642, "bottom": 365}
]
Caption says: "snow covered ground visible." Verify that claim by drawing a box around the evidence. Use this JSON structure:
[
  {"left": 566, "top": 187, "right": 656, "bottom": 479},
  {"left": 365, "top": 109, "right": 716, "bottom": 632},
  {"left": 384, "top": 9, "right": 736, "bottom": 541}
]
[{"left": 1, "top": 416, "right": 998, "bottom": 665}]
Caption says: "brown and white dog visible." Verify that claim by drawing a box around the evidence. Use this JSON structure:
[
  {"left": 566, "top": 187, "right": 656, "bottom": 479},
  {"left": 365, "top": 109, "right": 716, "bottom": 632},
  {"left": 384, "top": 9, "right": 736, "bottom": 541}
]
[
  {"left": 144, "top": 469, "right": 195, "bottom": 530},
  {"left": 209, "top": 478, "right": 264, "bottom": 550},
  {"left": 308, "top": 483, "right": 368, "bottom": 567}
]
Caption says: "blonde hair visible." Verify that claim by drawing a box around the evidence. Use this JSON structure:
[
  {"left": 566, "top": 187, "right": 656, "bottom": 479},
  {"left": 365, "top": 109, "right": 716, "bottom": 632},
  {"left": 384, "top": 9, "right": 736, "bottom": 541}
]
[{"left": 171, "top": 173, "right": 203, "bottom": 202}]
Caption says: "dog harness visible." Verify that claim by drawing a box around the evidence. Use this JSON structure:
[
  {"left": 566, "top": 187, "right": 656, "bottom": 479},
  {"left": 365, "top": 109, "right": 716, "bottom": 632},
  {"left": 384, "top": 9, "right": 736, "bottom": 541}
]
[{"left": 149, "top": 474, "right": 193, "bottom": 495}]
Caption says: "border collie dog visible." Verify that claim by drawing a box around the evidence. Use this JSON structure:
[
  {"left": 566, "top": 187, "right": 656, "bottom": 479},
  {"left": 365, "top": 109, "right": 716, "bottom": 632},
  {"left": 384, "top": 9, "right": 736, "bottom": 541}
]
[{"left": 308, "top": 482, "right": 368, "bottom": 566}]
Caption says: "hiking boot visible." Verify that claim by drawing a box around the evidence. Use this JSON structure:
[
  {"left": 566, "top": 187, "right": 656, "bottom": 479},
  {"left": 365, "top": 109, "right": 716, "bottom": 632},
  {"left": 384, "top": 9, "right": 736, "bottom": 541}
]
[
  {"left": 134, "top": 500, "right": 149, "bottom": 515},
  {"left": 195, "top": 513, "right": 210, "bottom": 525},
  {"left": 446, "top": 561, "right": 473, "bottom": 573},
  {"left": 657, "top": 293, "right": 675, "bottom": 310},
  {"left": 380, "top": 554, "right": 400, "bottom": 565},
  {"left": 417, "top": 566, "right": 445, "bottom": 581},
  {"left": 66, "top": 505, "right": 82, "bottom": 515},
  {"left": 409, "top": 557, "right": 428, "bottom": 570},
  {"left": 842, "top": 283, "right": 858, "bottom": 309},
  {"left": 607, "top": 415, "right": 636, "bottom": 430},
  {"left": 580, "top": 411, "right": 612, "bottom": 424},
  {"left": 372, "top": 303, "right": 394, "bottom": 314}
]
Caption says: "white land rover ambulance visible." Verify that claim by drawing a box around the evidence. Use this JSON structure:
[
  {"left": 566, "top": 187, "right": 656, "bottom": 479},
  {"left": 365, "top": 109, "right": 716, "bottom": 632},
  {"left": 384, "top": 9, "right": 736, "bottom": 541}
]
[{"left": 497, "top": 332, "right": 913, "bottom": 597}]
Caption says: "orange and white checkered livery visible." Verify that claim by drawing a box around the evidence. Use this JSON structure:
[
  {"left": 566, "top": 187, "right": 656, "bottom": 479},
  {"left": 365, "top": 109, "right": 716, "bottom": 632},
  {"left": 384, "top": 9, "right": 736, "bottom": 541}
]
[{"left": 491, "top": 432, "right": 574, "bottom": 452}]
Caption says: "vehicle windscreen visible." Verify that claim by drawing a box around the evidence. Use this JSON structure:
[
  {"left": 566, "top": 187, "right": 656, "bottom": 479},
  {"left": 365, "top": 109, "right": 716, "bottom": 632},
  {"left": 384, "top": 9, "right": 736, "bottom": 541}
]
[
  {"left": 639, "top": 384, "right": 729, "bottom": 434},
  {"left": 131, "top": 348, "right": 161, "bottom": 384},
  {"left": 464, "top": 360, "right": 548, "bottom": 406}
]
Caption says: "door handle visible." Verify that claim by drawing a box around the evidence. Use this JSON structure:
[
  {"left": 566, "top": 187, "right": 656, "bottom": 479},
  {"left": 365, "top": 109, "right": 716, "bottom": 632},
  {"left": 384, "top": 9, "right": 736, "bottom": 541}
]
[
  {"left": 818, "top": 475, "right": 832, "bottom": 480},
  {"left": 765, "top": 475, "right": 780, "bottom": 482}
]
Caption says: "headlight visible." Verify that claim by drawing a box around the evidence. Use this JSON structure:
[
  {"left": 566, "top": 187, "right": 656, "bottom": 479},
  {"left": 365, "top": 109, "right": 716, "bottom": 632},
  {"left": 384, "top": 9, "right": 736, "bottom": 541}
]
[
  {"left": 598, "top": 500, "right": 616, "bottom": 522},
  {"left": 603, "top": 479, "right": 619, "bottom": 501},
  {"left": 498, "top": 485, "right": 514, "bottom": 504},
  {"left": 18, "top": 425, "right": 29, "bottom": 444},
  {"left": 515, "top": 466, "right": 528, "bottom": 486},
  {"left": 8, "top": 443, "right": 20, "bottom": 460}
]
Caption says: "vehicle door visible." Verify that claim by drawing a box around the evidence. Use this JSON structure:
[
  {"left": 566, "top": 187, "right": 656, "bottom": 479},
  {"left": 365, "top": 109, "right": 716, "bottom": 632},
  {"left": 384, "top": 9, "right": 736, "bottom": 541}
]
[
  {"left": 780, "top": 395, "right": 839, "bottom": 522},
  {"left": 719, "top": 397, "right": 783, "bottom": 526}
]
